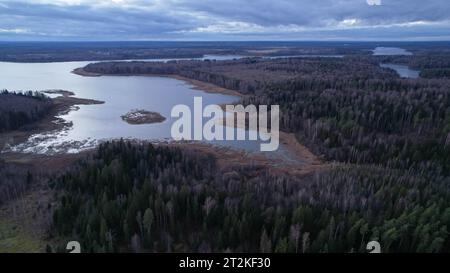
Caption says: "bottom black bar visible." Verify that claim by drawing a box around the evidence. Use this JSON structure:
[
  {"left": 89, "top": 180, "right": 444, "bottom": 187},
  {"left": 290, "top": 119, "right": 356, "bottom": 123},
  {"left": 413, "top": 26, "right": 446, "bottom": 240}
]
[{"left": 0, "top": 253, "right": 447, "bottom": 272}]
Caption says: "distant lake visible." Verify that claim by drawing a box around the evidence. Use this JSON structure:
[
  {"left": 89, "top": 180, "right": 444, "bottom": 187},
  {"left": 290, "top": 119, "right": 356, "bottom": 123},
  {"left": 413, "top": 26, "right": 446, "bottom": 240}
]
[
  {"left": 372, "top": 47, "right": 413, "bottom": 56},
  {"left": 265, "top": 55, "right": 344, "bottom": 59},
  {"left": 380, "top": 63, "right": 420, "bottom": 78},
  {"left": 0, "top": 55, "right": 279, "bottom": 155}
]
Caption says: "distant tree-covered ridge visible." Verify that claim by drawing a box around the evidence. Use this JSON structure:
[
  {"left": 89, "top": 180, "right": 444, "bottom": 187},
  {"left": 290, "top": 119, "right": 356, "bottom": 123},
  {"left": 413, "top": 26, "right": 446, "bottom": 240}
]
[
  {"left": 0, "top": 41, "right": 372, "bottom": 63},
  {"left": 52, "top": 141, "right": 449, "bottom": 253},
  {"left": 0, "top": 90, "right": 52, "bottom": 132}
]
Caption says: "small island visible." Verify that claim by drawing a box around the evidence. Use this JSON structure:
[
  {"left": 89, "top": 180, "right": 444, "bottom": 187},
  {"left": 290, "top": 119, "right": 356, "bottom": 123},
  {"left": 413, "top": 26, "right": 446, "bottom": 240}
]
[{"left": 121, "top": 109, "right": 166, "bottom": 125}]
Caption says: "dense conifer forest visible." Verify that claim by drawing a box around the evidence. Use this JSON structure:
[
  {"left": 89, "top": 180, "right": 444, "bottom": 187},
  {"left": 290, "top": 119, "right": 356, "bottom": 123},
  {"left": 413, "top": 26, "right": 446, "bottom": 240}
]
[
  {"left": 0, "top": 159, "right": 34, "bottom": 205},
  {"left": 0, "top": 90, "right": 52, "bottom": 132},
  {"left": 51, "top": 141, "right": 449, "bottom": 252},
  {"left": 83, "top": 57, "right": 398, "bottom": 95}
]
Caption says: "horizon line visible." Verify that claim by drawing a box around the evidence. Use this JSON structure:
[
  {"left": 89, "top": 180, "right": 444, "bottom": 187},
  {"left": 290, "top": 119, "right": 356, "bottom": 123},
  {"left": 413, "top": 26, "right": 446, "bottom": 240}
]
[{"left": 1, "top": 40, "right": 450, "bottom": 43}]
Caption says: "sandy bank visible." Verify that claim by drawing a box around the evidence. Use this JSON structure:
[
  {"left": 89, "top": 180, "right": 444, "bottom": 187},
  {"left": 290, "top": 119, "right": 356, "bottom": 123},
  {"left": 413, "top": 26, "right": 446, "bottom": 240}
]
[
  {"left": 169, "top": 75, "right": 243, "bottom": 97},
  {"left": 155, "top": 140, "right": 330, "bottom": 178}
]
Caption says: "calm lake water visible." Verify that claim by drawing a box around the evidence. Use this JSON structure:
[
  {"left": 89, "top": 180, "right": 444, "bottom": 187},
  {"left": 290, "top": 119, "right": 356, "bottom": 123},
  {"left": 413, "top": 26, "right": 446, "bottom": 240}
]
[
  {"left": 380, "top": 63, "right": 420, "bottom": 78},
  {"left": 0, "top": 56, "right": 280, "bottom": 154},
  {"left": 372, "top": 47, "right": 413, "bottom": 56},
  {"left": 373, "top": 47, "right": 419, "bottom": 78}
]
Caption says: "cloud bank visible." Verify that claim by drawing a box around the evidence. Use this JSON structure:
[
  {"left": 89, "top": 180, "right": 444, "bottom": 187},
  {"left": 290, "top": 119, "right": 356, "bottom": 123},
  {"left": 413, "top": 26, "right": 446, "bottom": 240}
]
[{"left": 0, "top": 0, "right": 449, "bottom": 40}]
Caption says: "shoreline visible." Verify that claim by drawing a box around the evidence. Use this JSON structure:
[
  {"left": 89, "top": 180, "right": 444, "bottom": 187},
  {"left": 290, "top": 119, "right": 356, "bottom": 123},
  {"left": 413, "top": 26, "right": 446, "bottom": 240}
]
[
  {"left": 71, "top": 67, "right": 102, "bottom": 77},
  {"left": 172, "top": 141, "right": 330, "bottom": 177},
  {"left": 169, "top": 74, "right": 243, "bottom": 97},
  {"left": 0, "top": 90, "right": 104, "bottom": 152}
]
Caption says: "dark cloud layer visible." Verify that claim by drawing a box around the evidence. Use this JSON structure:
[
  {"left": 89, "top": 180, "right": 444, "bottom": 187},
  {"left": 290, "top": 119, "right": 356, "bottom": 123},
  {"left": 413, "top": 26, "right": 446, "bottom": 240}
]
[{"left": 0, "top": 0, "right": 449, "bottom": 40}]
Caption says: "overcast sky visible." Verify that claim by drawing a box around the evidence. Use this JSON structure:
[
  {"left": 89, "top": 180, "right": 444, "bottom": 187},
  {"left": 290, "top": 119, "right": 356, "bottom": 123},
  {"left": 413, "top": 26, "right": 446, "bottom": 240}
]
[{"left": 0, "top": 0, "right": 449, "bottom": 41}]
